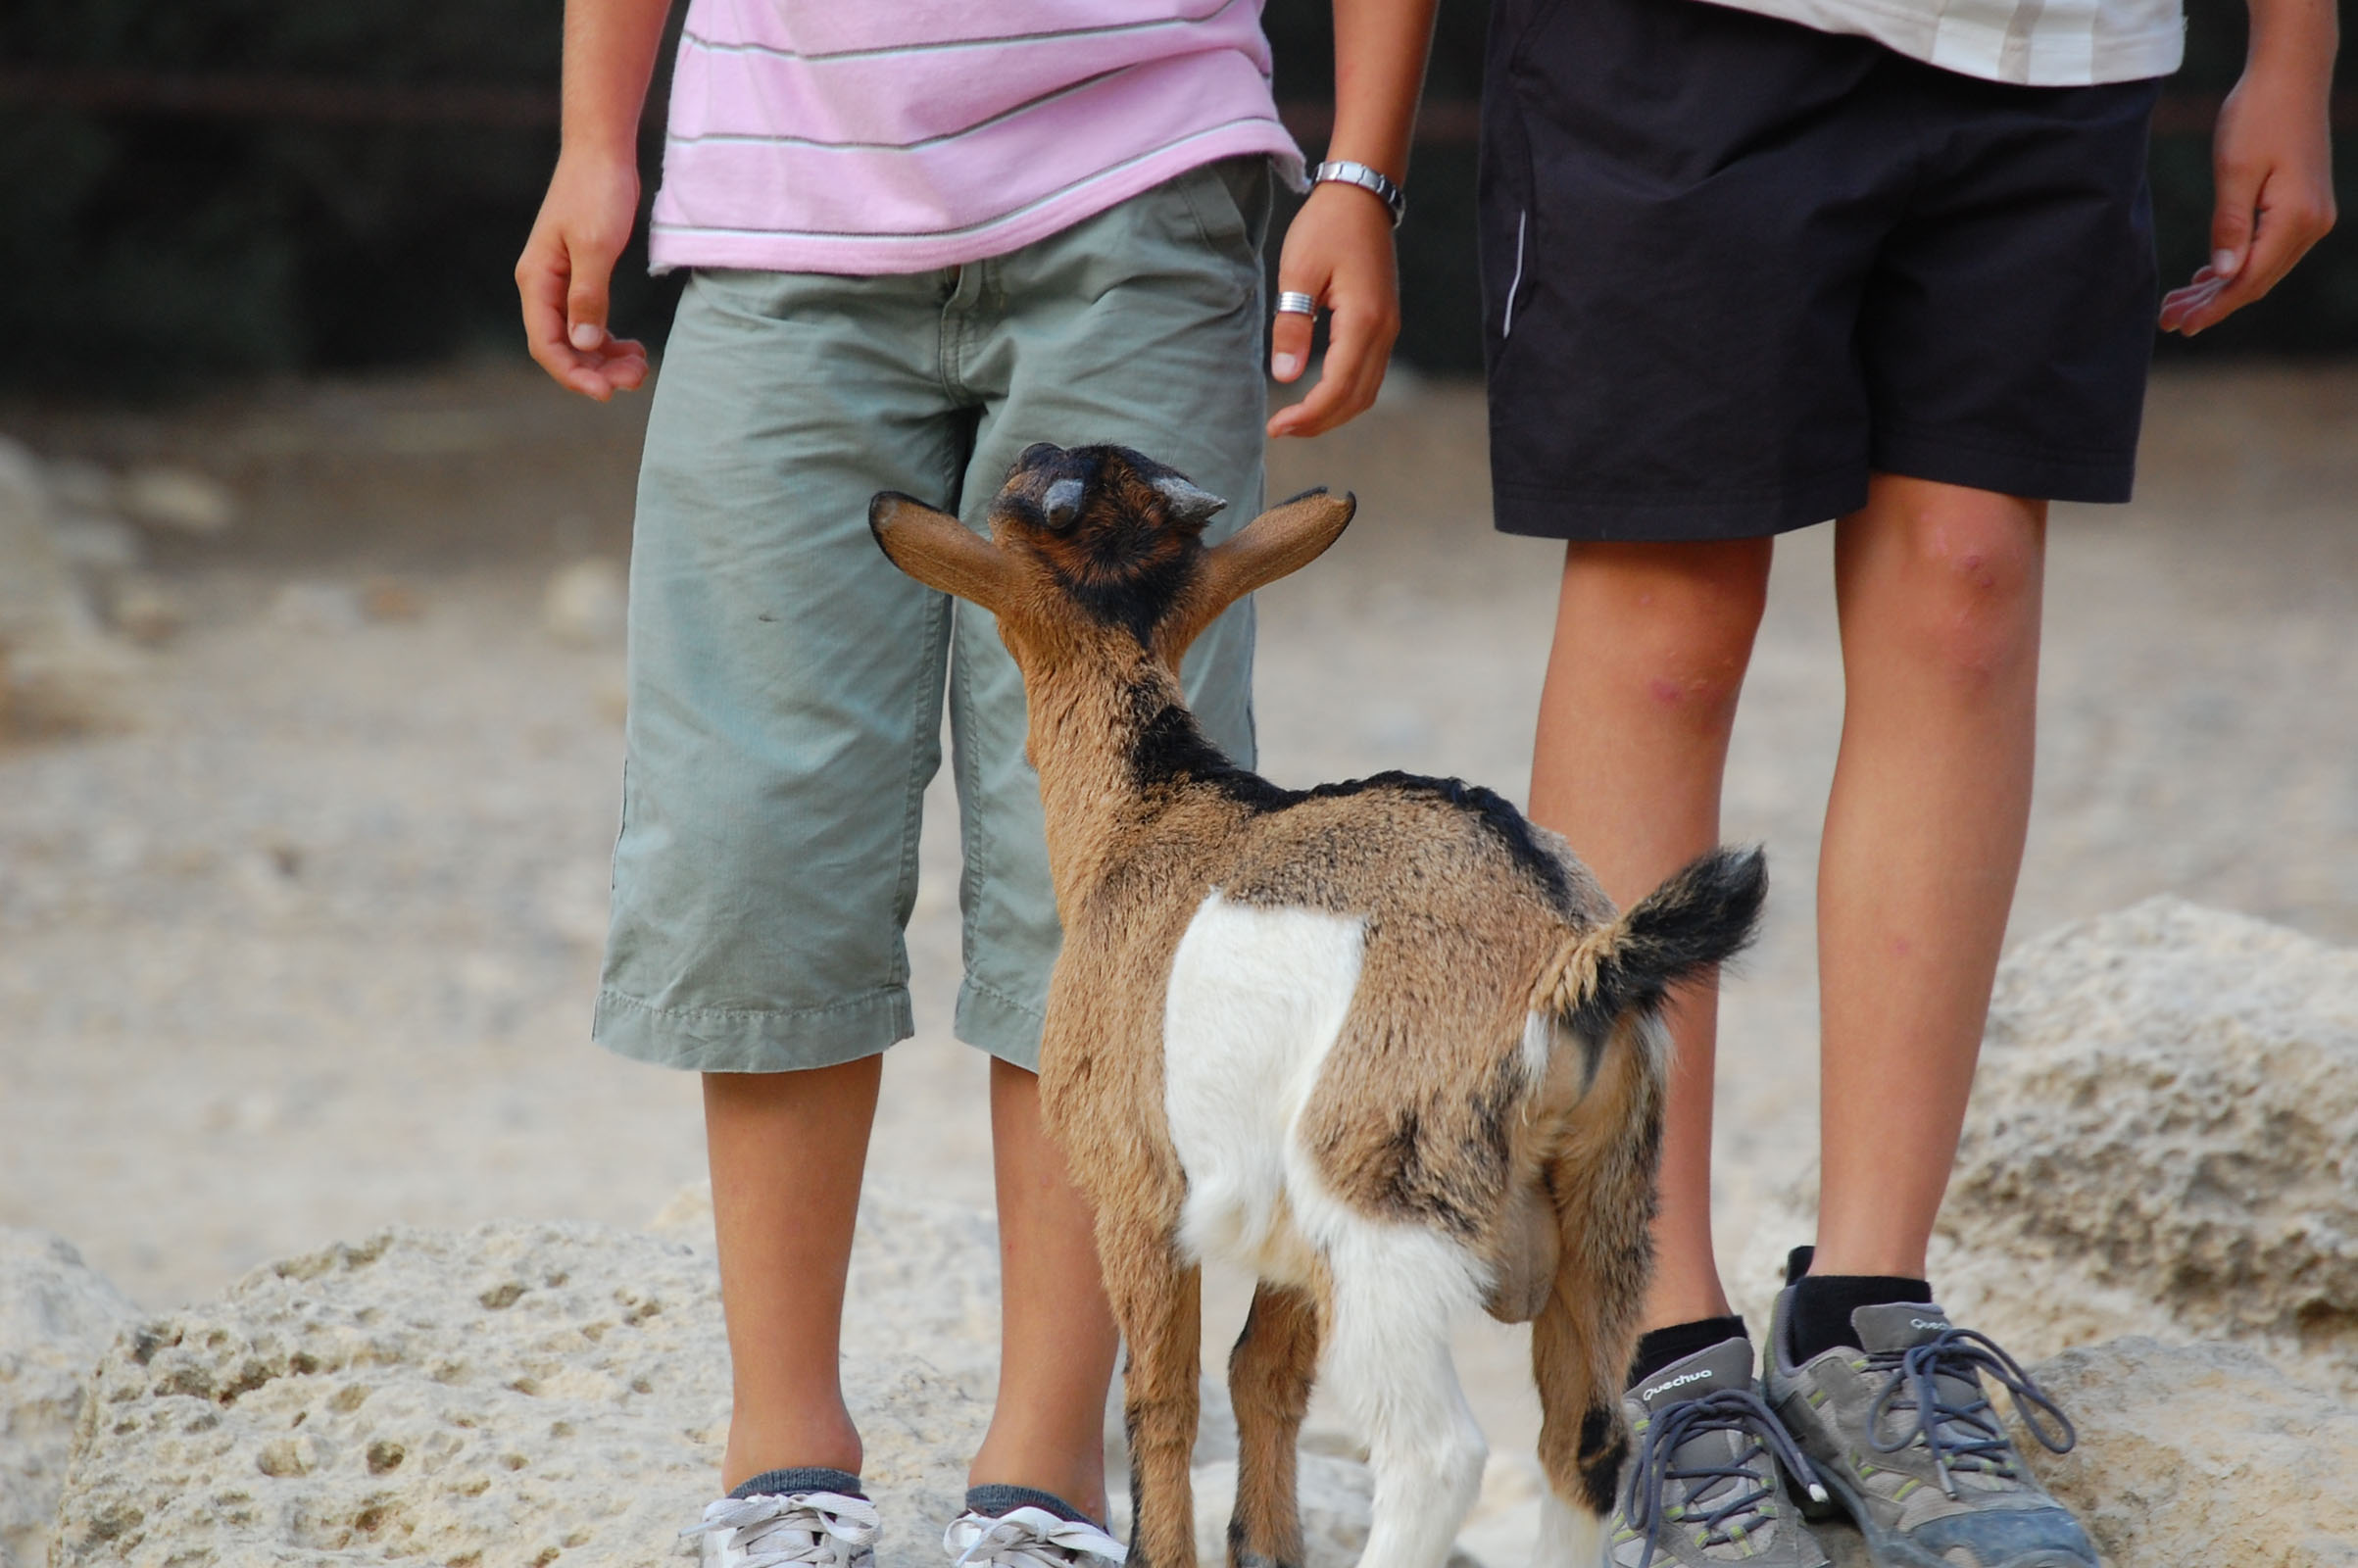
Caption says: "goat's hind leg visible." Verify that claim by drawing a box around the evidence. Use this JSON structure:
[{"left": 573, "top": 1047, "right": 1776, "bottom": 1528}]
[
  {"left": 1321, "top": 1230, "right": 1488, "bottom": 1568},
  {"left": 1529, "top": 1282, "right": 1622, "bottom": 1568},
  {"left": 1227, "top": 1281, "right": 1323, "bottom": 1568},
  {"left": 1530, "top": 1030, "right": 1668, "bottom": 1568}
]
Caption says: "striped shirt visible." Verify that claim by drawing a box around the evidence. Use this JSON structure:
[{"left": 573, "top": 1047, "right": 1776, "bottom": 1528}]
[
  {"left": 1697, "top": 0, "right": 2183, "bottom": 84},
  {"left": 648, "top": 1, "right": 1305, "bottom": 275}
]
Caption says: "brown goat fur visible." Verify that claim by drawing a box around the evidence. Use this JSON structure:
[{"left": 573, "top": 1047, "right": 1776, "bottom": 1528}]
[{"left": 870, "top": 445, "right": 1766, "bottom": 1568}]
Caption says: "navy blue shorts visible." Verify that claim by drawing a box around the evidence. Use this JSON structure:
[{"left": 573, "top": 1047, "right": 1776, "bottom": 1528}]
[{"left": 1479, "top": 0, "right": 2165, "bottom": 542}]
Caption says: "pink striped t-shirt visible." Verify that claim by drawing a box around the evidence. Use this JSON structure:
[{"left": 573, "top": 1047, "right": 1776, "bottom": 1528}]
[{"left": 648, "top": 1, "right": 1306, "bottom": 276}]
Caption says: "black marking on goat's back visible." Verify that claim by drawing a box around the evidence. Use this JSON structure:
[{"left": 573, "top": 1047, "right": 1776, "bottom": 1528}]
[
  {"left": 1130, "top": 691, "right": 1297, "bottom": 811},
  {"left": 1577, "top": 1405, "right": 1627, "bottom": 1514},
  {"left": 1125, "top": 685, "right": 1575, "bottom": 907}
]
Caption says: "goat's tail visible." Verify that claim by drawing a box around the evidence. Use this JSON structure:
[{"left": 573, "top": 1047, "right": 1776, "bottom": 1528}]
[{"left": 1535, "top": 846, "right": 1768, "bottom": 1048}]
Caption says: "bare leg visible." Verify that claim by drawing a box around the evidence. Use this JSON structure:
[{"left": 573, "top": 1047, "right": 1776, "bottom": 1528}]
[
  {"left": 1815, "top": 475, "right": 2045, "bottom": 1278},
  {"left": 968, "top": 1056, "right": 1123, "bottom": 1520},
  {"left": 704, "top": 1058, "right": 883, "bottom": 1491},
  {"left": 1527, "top": 538, "right": 1775, "bottom": 1331}
]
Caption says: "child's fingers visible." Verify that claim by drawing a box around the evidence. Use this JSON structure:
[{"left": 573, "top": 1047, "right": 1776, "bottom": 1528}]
[
  {"left": 600, "top": 340, "right": 653, "bottom": 392},
  {"left": 518, "top": 245, "right": 600, "bottom": 387},
  {"left": 565, "top": 236, "right": 622, "bottom": 352},
  {"left": 1269, "top": 300, "right": 1389, "bottom": 438},
  {"left": 1270, "top": 305, "right": 1315, "bottom": 383},
  {"left": 2167, "top": 173, "right": 2333, "bottom": 334},
  {"left": 2206, "top": 163, "right": 2260, "bottom": 288}
]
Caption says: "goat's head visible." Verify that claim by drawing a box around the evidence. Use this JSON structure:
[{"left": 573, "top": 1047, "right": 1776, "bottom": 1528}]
[{"left": 869, "top": 443, "right": 1355, "bottom": 668}]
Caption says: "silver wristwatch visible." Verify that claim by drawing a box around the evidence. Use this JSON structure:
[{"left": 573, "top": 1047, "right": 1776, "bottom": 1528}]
[{"left": 1312, "top": 159, "right": 1406, "bottom": 228}]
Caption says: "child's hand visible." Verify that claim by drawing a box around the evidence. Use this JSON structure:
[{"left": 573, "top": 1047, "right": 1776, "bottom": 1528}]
[
  {"left": 1266, "top": 181, "right": 1402, "bottom": 438},
  {"left": 516, "top": 153, "right": 653, "bottom": 400},
  {"left": 2159, "top": 40, "right": 2336, "bottom": 335}
]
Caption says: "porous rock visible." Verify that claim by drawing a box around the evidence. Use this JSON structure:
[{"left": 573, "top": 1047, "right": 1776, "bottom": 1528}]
[
  {"left": 0, "top": 1228, "right": 138, "bottom": 1568},
  {"left": 52, "top": 1192, "right": 1000, "bottom": 1568},
  {"left": 2022, "top": 1337, "right": 2358, "bottom": 1568},
  {"left": 1939, "top": 897, "right": 2358, "bottom": 1389}
]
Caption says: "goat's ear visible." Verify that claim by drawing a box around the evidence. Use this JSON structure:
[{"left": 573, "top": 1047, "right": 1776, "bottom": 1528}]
[
  {"left": 1161, "top": 487, "right": 1355, "bottom": 660},
  {"left": 1200, "top": 487, "right": 1355, "bottom": 606},
  {"left": 869, "top": 492, "right": 1010, "bottom": 612}
]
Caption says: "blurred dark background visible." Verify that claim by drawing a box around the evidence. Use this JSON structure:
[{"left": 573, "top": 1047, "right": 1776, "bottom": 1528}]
[{"left": 2, "top": 0, "right": 2352, "bottom": 395}]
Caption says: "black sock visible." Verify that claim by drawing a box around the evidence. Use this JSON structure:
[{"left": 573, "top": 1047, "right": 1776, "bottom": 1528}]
[
  {"left": 1627, "top": 1314, "right": 1750, "bottom": 1389},
  {"left": 1785, "top": 1246, "right": 1931, "bottom": 1363}
]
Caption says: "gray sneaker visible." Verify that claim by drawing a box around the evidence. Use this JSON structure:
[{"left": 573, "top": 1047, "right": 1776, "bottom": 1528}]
[
  {"left": 1764, "top": 1293, "right": 2090, "bottom": 1568},
  {"left": 1607, "top": 1336, "right": 1833, "bottom": 1568}
]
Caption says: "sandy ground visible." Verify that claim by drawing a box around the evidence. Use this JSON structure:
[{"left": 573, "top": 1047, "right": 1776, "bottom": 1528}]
[{"left": 2, "top": 362, "right": 2353, "bottom": 1475}]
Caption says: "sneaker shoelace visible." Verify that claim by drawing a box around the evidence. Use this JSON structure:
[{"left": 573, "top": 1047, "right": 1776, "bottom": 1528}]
[
  {"left": 944, "top": 1504, "right": 1127, "bottom": 1568},
  {"left": 682, "top": 1490, "right": 883, "bottom": 1568},
  {"left": 1626, "top": 1387, "right": 1827, "bottom": 1568},
  {"left": 1864, "top": 1326, "right": 2077, "bottom": 1498}
]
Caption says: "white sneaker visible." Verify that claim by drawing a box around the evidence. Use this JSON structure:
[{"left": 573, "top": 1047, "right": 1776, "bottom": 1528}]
[
  {"left": 683, "top": 1474, "right": 881, "bottom": 1568},
  {"left": 944, "top": 1494, "right": 1125, "bottom": 1568}
]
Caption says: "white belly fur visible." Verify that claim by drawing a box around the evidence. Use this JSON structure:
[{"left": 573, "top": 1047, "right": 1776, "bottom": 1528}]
[{"left": 1162, "top": 890, "right": 1366, "bottom": 1285}]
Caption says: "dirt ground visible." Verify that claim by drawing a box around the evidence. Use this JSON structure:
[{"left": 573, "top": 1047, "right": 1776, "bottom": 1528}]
[{"left": 2, "top": 361, "right": 2353, "bottom": 1474}]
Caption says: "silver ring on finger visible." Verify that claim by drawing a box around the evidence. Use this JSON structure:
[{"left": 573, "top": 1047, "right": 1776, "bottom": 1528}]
[{"left": 1274, "top": 290, "right": 1318, "bottom": 318}]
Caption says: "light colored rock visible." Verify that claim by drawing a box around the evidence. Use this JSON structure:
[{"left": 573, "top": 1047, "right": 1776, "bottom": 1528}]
[
  {"left": 52, "top": 1192, "right": 1005, "bottom": 1568},
  {"left": 51, "top": 1184, "right": 1490, "bottom": 1568},
  {"left": 0, "top": 1228, "right": 138, "bottom": 1568},
  {"left": 1732, "top": 901, "right": 2358, "bottom": 1393},
  {"left": 543, "top": 559, "right": 627, "bottom": 649},
  {"left": 117, "top": 466, "right": 237, "bottom": 536},
  {"left": 0, "top": 438, "right": 133, "bottom": 738},
  {"left": 2022, "top": 1338, "right": 2358, "bottom": 1568},
  {"left": 107, "top": 576, "right": 187, "bottom": 648},
  {"left": 1938, "top": 898, "right": 2358, "bottom": 1388},
  {"left": 269, "top": 581, "right": 368, "bottom": 636}
]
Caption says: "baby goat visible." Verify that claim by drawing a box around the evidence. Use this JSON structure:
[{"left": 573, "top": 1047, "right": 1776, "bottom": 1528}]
[{"left": 870, "top": 446, "right": 1765, "bottom": 1568}]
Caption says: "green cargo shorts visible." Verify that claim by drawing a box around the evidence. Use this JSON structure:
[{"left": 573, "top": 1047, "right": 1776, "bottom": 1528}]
[{"left": 594, "top": 158, "right": 1271, "bottom": 1074}]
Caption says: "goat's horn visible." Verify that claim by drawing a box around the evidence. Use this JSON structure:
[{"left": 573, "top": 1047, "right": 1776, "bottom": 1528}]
[
  {"left": 1154, "top": 475, "right": 1228, "bottom": 527},
  {"left": 1044, "top": 478, "right": 1085, "bottom": 530}
]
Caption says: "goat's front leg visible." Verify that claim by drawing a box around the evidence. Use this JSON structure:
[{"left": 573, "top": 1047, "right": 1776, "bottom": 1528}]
[
  {"left": 1226, "top": 1281, "right": 1322, "bottom": 1568},
  {"left": 1105, "top": 1223, "right": 1203, "bottom": 1568}
]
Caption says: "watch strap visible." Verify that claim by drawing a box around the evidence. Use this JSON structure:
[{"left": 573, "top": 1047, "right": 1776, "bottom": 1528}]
[{"left": 1311, "top": 159, "right": 1406, "bottom": 227}]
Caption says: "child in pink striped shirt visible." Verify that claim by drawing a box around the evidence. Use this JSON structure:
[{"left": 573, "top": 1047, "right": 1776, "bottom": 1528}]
[{"left": 516, "top": 4, "right": 1437, "bottom": 1562}]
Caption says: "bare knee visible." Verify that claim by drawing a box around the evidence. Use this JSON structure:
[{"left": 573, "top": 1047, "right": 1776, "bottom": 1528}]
[
  {"left": 1555, "top": 539, "right": 1773, "bottom": 730},
  {"left": 1845, "top": 485, "right": 2044, "bottom": 690}
]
